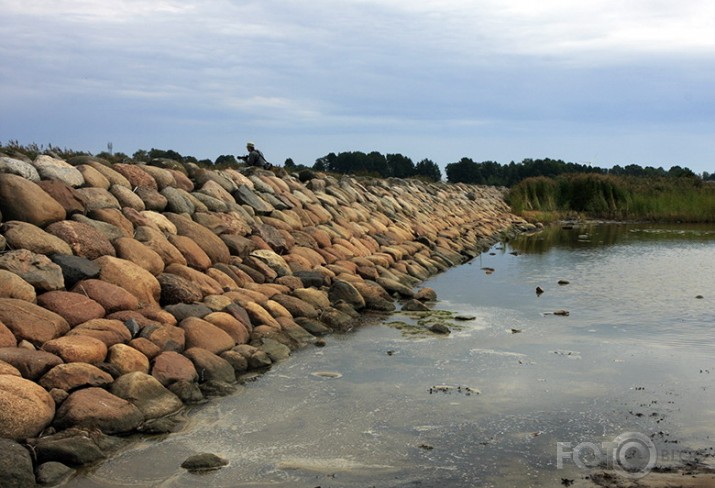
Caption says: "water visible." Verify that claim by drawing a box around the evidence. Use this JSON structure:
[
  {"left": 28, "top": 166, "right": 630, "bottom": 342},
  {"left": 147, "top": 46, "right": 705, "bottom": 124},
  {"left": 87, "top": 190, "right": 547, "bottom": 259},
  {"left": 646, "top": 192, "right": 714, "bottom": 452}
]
[{"left": 67, "top": 223, "right": 715, "bottom": 487}]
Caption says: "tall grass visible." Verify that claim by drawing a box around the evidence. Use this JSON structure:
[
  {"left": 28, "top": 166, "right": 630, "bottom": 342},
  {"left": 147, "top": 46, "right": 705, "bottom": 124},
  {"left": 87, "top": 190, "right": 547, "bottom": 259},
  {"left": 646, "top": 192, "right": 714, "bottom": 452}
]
[{"left": 507, "top": 174, "right": 715, "bottom": 222}]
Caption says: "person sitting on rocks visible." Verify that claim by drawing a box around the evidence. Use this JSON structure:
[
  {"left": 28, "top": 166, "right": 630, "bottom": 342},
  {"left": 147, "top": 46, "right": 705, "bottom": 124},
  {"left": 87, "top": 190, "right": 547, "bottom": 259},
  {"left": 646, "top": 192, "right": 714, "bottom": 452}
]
[{"left": 239, "top": 142, "right": 272, "bottom": 169}]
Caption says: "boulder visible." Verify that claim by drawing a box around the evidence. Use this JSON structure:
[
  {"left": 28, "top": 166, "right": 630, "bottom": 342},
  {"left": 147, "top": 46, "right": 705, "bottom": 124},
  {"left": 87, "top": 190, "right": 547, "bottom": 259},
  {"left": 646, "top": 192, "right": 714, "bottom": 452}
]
[
  {"left": 128, "top": 337, "right": 161, "bottom": 360},
  {"left": 180, "top": 317, "right": 235, "bottom": 354},
  {"left": 110, "top": 184, "right": 146, "bottom": 211},
  {"left": 46, "top": 220, "right": 116, "bottom": 260},
  {"left": 0, "top": 173, "right": 66, "bottom": 227},
  {"left": 270, "top": 294, "right": 319, "bottom": 319},
  {"left": 42, "top": 335, "right": 108, "bottom": 364},
  {"left": 0, "top": 249, "right": 65, "bottom": 291},
  {"left": 164, "top": 213, "right": 231, "bottom": 264},
  {"left": 2, "top": 220, "right": 74, "bottom": 255},
  {"left": 0, "top": 347, "right": 64, "bottom": 380},
  {"left": 134, "top": 186, "right": 168, "bottom": 211},
  {"left": 88, "top": 207, "right": 135, "bottom": 236},
  {"left": 0, "top": 270, "right": 37, "bottom": 302},
  {"left": 95, "top": 256, "right": 161, "bottom": 308},
  {"left": 71, "top": 214, "right": 127, "bottom": 241},
  {"left": 168, "top": 234, "right": 212, "bottom": 271},
  {"left": 183, "top": 347, "right": 236, "bottom": 384},
  {"left": 292, "top": 288, "right": 331, "bottom": 310},
  {"left": 86, "top": 161, "right": 131, "bottom": 188},
  {"left": 33, "top": 154, "right": 85, "bottom": 186},
  {"left": 37, "top": 291, "right": 106, "bottom": 327},
  {"left": 110, "top": 372, "right": 183, "bottom": 419},
  {"left": 140, "top": 324, "right": 185, "bottom": 352},
  {"left": 0, "top": 321, "right": 17, "bottom": 347},
  {"left": 0, "top": 298, "right": 70, "bottom": 347},
  {"left": 67, "top": 318, "right": 132, "bottom": 348},
  {"left": 112, "top": 163, "right": 158, "bottom": 190},
  {"left": 50, "top": 254, "right": 101, "bottom": 288},
  {"left": 33, "top": 430, "right": 108, "bottom": 467},
  {"left": 133, "top": 226, "right": 186, "bottom": 266},
  {"left": 107, "top": 343, "right": 150, "bottom": 375},
  {"left": 203, "top": 312, "right": 250, "bottom": 345},
  {"left": 53, "top": 387, "right": 144, "bottom": 434},
  {"left": 0, "top": 375, "right": 55, "bottom": 439},
  {"left": 0, "top": 438, "right": 36, "bottom": 487},
  {"left": 163, "top": 264, "right": 223, "bottom": 299},
  {"left": 151, "top": 351, "right": 198, "bottom": 386},
  {"left": 414, "top": 287, "right": 437, "bottom": 301},
  {"left": 233, "top": 185, "right": 274, "bottom": 214},
  {"left": 39, "top": 362, "right": 114, "bottom": 391},
  {"left": 0, "top": 155, "right": 40, "bottom": 180},
  {"left": 71, "top": 279, "right": 139, "bottom": 313},
  {"left": 157, "top": 273, "right": 203, "bottom": 305},
  {"left": 74, "top": 187, "right": 122, "bottom": 211},
  {"left": 78, "top": 163, "right": 111, "bottom": 189},
  {"left": 250, "top": 249, "right": 292, "bottom": 277},
  {"left": 140, "top": 164, "right": 176, "bottom": 189},
  {"left": 161, "top": 186, "right": 196, "bottom": 214},
  {"left": 113, "top": 237, "right": 165, "bottom": 276},
  {"left": 37, "top": 179, "right": 87, "bottom": 215}
]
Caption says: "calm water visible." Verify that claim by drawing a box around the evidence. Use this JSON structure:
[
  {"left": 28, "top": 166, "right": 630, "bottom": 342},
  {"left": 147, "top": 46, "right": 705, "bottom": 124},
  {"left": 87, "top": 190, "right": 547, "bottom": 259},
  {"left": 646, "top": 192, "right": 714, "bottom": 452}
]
[{"left": 68, "top": 223, "right": 715, "bottom": 487}]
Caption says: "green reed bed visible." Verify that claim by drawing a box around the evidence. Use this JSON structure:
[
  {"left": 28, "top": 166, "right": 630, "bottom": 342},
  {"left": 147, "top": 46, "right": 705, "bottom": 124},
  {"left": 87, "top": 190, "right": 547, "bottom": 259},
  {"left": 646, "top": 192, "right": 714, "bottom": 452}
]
[{"left": 507, "top": 174, "right": 715, "bottom": 222}]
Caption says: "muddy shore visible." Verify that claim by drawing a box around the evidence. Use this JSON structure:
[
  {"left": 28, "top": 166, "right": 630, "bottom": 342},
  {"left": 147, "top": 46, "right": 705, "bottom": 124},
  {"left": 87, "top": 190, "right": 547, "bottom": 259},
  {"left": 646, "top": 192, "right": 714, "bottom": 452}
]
[{"left": 0, "top": 153, "right": 535, "bottom": 486}]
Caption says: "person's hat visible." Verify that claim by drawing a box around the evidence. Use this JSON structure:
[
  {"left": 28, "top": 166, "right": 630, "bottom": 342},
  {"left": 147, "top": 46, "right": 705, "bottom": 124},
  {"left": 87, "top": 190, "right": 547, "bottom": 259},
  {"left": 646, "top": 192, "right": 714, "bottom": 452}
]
[{"left": 246, "top": 142, "right": 255, "bottom": 149}]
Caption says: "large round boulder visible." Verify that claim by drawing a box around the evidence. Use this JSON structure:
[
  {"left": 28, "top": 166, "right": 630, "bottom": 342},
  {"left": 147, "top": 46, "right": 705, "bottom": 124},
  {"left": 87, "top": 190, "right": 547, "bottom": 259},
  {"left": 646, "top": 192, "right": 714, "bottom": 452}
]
[
  {"left": 39, "top": 362, "right": 114, "bottom": 392},
  {"left": 2, "top": 220, "right": 74, "bottom": 255},
  {"left": 33, "top": 155, "right": 85, "bottom": 187},
  {"left": 151, "top": 350, "right": 198, "bottom": 386},
  {"left": 42, "top": 335, "right": 108, "bottom": 364},
  {"left": 0, "top": 173, "right": 66, "bottom": 227},
  {"left": 0, "top": 347, "right": 64, "bottom": 380},
  {"left": 0, "top": 375, "right": 55, "bottom": 440},
  {"left": 107, "top": 343, "right": 150, "bottom": 375},
  {"left": 71, "top": 279, "right": 139, "bottom": 313},
  {"left": 0, "top": 298, "right": 70, "bottom": 347},
  {"left": 0, "top": 249, "right": 65, "bottom": 292},
  {"left": 180, "top": 317, "right": 235, "bottom": 354},
  {"left": 110, "top": 372, "right": 183, "bottom": 419},
  {"left": 0, "top": 270, "right": 37, "bottom": 302},
  {"left": 45, "top": 220, "right": 116, "bottom": 260},
  {"left": 94, "top": 256, "right": 161, "bottom": 309},
  {"left": 37, "top": 291, "right": 106, "bottom": 327},
  {"left": 53, "top": 387, "right": 144, "bottom": 434}
]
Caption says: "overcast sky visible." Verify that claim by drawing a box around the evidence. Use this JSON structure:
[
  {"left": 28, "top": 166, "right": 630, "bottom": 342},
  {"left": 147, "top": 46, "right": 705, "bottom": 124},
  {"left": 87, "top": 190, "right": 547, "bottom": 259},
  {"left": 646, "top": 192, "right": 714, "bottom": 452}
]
[{"left": 2, "top": 1, "right": 714, "bottom": 173}]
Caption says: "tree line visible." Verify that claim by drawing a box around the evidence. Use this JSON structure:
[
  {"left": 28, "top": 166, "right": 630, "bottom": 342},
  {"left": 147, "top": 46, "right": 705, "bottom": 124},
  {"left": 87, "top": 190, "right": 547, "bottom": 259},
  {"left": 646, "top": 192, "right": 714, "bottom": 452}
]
[{"left": 2, "top": 140, "right": 709, "bottom": 187}]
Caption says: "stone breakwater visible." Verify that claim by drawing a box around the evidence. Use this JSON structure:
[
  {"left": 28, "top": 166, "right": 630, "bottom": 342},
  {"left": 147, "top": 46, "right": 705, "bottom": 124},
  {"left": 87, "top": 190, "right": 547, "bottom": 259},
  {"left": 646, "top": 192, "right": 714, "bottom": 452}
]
[{"left": 0, "top": 153, "right": 530, "bottom": 485}]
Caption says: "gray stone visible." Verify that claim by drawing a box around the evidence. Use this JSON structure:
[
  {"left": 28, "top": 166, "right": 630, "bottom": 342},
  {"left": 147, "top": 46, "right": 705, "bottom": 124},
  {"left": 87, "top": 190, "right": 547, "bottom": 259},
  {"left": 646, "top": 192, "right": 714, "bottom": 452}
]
[
  {"left": 233, "top": 186, "right": 274, "bottom": 214},
  {"left": 0, "top": 156, "right": 41, "bottom": 181},
  {"left": 35, "top": 461, "right": 75, "bottom": 486},
  {"left": 49, "top": 254, "right": 101, "bottom": 288},
  {"left": 0, "top": 249, "right": 65, "bottom": 291},
  {"left": 0, "top": 438, "right": 36, "bottom": 488},
  {"left": 181, "top": 452, "right": 228, "bottom": 472},
  {"left": 33, "top": 155, "right": 85, "bottom": 187}
]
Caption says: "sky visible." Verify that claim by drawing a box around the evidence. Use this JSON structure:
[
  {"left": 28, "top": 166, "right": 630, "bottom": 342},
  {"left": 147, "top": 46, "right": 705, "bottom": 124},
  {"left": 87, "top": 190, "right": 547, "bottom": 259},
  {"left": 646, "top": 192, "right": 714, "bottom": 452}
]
[{"left": 1, "top": 0, "right": 714, "bottom": 174}]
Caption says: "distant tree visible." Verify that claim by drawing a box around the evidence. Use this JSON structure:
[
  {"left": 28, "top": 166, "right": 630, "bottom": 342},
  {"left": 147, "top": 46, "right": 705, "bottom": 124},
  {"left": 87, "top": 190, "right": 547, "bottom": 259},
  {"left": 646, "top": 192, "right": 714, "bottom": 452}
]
[
  {"left": 132, "top": 149, "right": 150, "bottom": 162},
  {"left": 148, "top": 148, "right": 183, "bottom": 162},
  {"left": 386, "top": 153, "right": 415, "bottom": 178},
  {"left": 284, "top": 158, "right": 296, "bottom": 169},
  {"left": 414, "top": 159, "right": 442, "bottom": 181},
  {"left": 445, "top": 158, "right": 482, "bottom": 184},
  {"left": 215, "top": 154, "right": 238, "bottom": 166},
  {"left": 313, "top": 158, "right": 327, "bottom": 171}
]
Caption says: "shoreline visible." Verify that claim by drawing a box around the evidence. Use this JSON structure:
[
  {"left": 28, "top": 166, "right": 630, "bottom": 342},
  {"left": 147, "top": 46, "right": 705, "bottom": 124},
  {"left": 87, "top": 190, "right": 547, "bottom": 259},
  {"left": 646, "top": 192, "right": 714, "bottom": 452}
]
[{"left": 0, "top": 153, "right": 533, "bottom": 485}]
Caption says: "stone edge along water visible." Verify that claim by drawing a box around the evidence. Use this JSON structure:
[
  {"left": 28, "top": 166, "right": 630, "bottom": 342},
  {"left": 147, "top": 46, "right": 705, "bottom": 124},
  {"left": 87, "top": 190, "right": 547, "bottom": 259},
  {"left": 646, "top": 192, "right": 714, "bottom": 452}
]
[{"left": 0, "top": 153, "right": 533, "bottom": 486}]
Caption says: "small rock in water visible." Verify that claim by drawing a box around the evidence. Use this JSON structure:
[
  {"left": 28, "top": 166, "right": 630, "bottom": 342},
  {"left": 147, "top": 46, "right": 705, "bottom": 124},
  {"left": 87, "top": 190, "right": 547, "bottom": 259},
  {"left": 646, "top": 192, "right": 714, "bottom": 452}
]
[
  {"left": 181, "top": 453, "right": 228, "bottom": 472},
  {"left": 429, "top": 323, "right": 451, "bottom": 335},
  {"left": 535, "top": 286, "right": 544, "bottom": 295},
  {"left": 553, "top": 310, "right": 570, "bottom": 316},
  {"left": 509, "top": 328, "right": 522, "bottom": 334},
  {"left": 696, "top": 295, "right": 704, "bottom": 299},
  {"left": 454, "top": 315, "right": 476, "bottom": 321},
  {"left": 558, "top": 280, "right": 570, "bottom": 285}
]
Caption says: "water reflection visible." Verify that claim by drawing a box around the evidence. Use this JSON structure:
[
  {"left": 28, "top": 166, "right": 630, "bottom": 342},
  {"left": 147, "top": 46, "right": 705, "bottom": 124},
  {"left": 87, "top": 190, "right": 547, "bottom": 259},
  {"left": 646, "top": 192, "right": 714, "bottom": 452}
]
[
  {"left": 509, "top": 222, "right": 715, "bottom": 254},
  {"left": 67, "top": 224, "right": 715, "bottom": 487}
]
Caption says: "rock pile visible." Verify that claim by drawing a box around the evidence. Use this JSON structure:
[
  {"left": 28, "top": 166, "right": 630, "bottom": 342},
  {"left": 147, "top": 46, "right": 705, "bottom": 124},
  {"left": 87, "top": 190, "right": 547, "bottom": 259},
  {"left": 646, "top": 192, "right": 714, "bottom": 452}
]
[{"left": 0, "top": 152, "right": 531, "bottom": 484}]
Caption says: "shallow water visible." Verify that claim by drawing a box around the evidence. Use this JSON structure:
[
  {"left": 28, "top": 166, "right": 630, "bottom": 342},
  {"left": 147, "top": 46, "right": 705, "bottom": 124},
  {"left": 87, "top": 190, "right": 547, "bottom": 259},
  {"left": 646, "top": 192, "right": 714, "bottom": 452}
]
[{"left": 68, "top": 223, "right": 715, "bottom": 487}]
